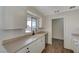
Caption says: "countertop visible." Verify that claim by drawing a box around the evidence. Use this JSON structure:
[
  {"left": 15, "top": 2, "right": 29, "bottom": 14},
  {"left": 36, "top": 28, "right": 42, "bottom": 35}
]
[
  {"left": 3, "top": 32, "right": 46, "bottom": 53},
  {"left": 72, "top": 33, "right": 79, "bottom": 36}
]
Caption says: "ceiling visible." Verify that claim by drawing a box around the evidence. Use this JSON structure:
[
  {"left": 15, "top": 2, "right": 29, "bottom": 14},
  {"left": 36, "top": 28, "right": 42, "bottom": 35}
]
[{"left": 34, "top": 6, "right": 79, "bottom": 16}]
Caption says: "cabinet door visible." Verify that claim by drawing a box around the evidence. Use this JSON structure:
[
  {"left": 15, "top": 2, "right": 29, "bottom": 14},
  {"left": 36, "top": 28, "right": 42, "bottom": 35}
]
[
  {"left": 3, "top": 7, "right": 27, "bottom": 29},
  {"left": 27, "top": 36, "right": 45, "bottom": 53},
  {"left": 73, "top": 39, "right": 79, "bottom": 53},
  {"left": 41, "top": 36, "right": 45, "bottom": 51},
  {"left": 13, "top": 7, "right": 27, "bottom": 29},
  {"left": 0, "top": 7, "right": 3, "bottom": 29},
  {"left": 17, "top": 46, "right": 28, "bottom": 53},
  {"left": 17, "top": 39, "right": 42, "bottom": 53},
  {"left": 27, "top": 39, "right": 42, "bottom": 53},
  {"left": 3, "top": 7, "right": 15, "bottom": 29},
  {"left": 17, "top": 36, "right": 45, "bottom": 53}
]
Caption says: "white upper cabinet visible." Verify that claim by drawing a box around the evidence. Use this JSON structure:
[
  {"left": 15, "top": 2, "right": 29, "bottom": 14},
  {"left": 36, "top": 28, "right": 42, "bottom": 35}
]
[
  {"left": 0, "top": 7, "right": 3, "bottom": 29},
  {"left": 3, "top": 7, "right": 27, "bottom": 29}
]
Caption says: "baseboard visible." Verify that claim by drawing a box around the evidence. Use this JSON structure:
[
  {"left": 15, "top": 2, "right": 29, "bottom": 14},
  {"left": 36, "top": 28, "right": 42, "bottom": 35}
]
[
  {"left": 52, "top": 38, "right": 64, "bottom": 40},
  {"left": 64, "top": 47, "right": 74, "bottom": 53},
  {"left": 42, "top": 43, "right": 52, "bottom": 53}
]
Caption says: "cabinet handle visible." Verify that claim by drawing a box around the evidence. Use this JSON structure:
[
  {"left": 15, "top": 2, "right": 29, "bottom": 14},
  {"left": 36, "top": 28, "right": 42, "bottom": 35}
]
[
  {"left": 27, "top": 48, "right": 29, "bottom": 49},
  {"left": 26, "top": 51, "right": 30, "bottom": 53},
  {"left": 28, "top": 51, "right": 30, "bottom": 52}
]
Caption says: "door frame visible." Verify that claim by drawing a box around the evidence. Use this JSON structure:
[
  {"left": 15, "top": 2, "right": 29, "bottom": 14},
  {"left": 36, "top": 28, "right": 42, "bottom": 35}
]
[{"left": 52, "top": 18, "right": 64, "bottom": 40}]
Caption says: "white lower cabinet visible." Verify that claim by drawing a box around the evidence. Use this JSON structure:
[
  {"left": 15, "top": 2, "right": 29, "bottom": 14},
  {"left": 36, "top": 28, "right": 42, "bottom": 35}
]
[
  {"left": 73, "top": 39, "right": 79, "bottom": 53},
  {"left": 17, "top": 36, "right": 45, "bottom": 53},
  {"left": 2, "top": 7, "right": 27, "bottom": 29},
  {"left": 17, "top": 47, "right": 28, "bottom": 53},
  {"left": 40, "top": 36, "right": 45, "bottom": 52}
]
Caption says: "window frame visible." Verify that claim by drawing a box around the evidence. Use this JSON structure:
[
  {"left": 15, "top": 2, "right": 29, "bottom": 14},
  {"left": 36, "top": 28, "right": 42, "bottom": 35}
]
[{"left": 25, "top": 15, "right": 39, "bottom": 33}]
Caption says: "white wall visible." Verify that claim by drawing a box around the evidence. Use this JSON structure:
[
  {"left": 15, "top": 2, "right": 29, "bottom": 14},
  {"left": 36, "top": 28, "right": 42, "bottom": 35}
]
[
  {"left": 0, "top": 6, "right": 45, "bottom": 52},
  {"left": 52, "top": 19, "right": 64, "bottom": 40},
  {"left": 44, "top": 16, "right": 52, "bottom": 44},
  {"left": 45, "top": 9, "right": 79, "bottom": 50}
]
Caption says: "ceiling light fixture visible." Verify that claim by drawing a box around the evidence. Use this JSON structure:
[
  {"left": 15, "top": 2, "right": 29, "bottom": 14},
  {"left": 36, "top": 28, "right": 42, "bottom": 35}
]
[
  {"left": 54, "top": 10, "right": 60, "bottom": 13},
  {"left": 69, "top": 6, "right": 76, "bottom": 9}
]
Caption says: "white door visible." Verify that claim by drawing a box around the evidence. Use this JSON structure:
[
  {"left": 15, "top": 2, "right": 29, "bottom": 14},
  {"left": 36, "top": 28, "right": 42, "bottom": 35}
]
[{"left": 52, "top": 18, "right": 64, "bottom": 40}]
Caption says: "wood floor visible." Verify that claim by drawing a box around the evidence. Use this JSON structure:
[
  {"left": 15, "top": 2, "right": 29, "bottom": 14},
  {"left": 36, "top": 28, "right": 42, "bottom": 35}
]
[{"left": 43, "top": 39, "right": 73, "bottom": 53}]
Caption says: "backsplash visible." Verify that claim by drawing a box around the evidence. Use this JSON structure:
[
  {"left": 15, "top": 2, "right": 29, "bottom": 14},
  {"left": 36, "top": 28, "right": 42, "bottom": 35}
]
[{"left": 0, "top": 29, "right": 27, "bottom": 40}]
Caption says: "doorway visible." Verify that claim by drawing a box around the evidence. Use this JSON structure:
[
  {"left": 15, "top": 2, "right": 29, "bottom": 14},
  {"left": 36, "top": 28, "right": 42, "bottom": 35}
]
[{"left": 52, "top": 18, "right": 64, "bottom": 40}]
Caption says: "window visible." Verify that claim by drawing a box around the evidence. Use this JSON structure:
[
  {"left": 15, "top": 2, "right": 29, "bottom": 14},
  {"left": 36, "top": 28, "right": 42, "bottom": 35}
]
[
  {"left": 31, "top": 17, "right": 38, "bottom": 31},
  {"left": 25, "top": 15, "right": 38, "bottom": 33}
]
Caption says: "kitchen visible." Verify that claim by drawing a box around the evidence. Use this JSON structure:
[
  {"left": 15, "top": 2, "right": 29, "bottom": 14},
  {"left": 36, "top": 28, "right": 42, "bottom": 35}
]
[
  {"left": 0, "top": 6, "right": 47, "bottom": 53},
  {"left": 0, "top": 6, "right": 79, "bottom": 53}
]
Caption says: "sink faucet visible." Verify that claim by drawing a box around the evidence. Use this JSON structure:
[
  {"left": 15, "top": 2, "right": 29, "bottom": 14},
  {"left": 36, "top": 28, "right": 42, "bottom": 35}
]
[
  {"left": 32, "top": 30, "right": 35, "bottom": 35},
  {"left": 32, "top": 28, "right": 38, "bottom": 35}
]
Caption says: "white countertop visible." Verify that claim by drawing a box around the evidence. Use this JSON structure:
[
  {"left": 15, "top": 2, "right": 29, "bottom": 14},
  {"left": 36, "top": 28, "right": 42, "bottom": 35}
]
[
  {"left": 3, "top": 32, "right": 46, "bottom": 53},
  {"left": 72, "top": 33, "right": 79, "bottom": 36}
]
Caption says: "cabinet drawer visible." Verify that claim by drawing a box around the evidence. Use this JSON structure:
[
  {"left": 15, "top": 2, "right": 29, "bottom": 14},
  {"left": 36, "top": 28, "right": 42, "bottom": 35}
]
[
  {"left": 27, "top": 39, "right": 42, "bottom": 53},
  {"left": 17, "top": 36, "right": 45, "bottom": 53},
  {"left": 17, "top": 39, "right": 42, "bottom": 53},
  {"left": 17, "top": 46, "right": 28, "bottom": 53}
]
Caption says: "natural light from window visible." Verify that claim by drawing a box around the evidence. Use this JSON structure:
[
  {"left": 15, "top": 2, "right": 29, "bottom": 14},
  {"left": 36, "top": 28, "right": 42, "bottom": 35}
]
[{"left": 25, "top": 15, "right": 38, "bottom": 33}]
